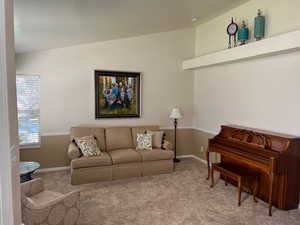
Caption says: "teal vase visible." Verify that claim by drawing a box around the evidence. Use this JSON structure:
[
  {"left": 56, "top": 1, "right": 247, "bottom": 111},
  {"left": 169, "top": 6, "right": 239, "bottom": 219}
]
[
  {"left": 254, "top": 9, "right": 265, "bottom": 40},
  {"left": 237, "top": 21, "right": 249, "bottom": 45}
]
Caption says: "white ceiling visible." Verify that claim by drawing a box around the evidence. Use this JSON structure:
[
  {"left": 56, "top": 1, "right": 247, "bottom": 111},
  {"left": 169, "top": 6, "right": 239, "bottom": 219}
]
[{"left": 14, "top": 0, "right": 249, "bottom": 53}]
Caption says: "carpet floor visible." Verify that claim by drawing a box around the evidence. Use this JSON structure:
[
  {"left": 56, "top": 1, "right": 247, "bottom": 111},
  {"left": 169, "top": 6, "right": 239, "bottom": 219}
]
[{"left": 35, "top": 158, "right": 300, "bottom": 225}]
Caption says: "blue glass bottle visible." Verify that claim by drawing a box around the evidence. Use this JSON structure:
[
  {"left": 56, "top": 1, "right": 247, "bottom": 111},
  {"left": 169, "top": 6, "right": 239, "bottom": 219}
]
[
  {"left": 237, "top": 21, "right": 249, "bottom": 45},
  {"left": 254, "top": 9, "right": 265, "bottom": 41}
]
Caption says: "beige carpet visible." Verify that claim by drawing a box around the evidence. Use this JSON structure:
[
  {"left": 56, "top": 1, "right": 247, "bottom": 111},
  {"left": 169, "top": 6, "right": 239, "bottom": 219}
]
[{"left": 35, "top": 158, "right": 300, "bottom": 225}]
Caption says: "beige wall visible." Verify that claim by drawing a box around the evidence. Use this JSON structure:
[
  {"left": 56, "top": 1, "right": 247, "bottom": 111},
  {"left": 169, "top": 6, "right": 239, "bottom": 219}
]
[
  {"left": 193, "top": 0, "right": 300, "bottom": 136},
  {"left": 195, "top": 0, "right": 300, "bottom": 56},
  {"left": 20, "top": 135, "right": 70, "bottom": 168},
  {"left": 17, "top": 28, "right": 198, "bottom": 168},
  {"left": 16, "top": 28, "right": 195, "bottom": 135},
  {"left": 20, "top": 0, "right": 300, "bottom": 169},
  {"left": 20, "top": 129, "right": 210, "bottom": 168}
]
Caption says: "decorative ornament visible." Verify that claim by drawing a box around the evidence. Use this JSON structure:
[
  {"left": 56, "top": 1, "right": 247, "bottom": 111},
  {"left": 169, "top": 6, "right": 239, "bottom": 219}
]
[
  {"left": 237, "top": 21, "right": 249, "bottom": 45},
  {"left": 227, "top": 18, "right": 238, "bottom": 49},
  {"left": 254, "top": 9, "right": 265, "bottom": 41}
]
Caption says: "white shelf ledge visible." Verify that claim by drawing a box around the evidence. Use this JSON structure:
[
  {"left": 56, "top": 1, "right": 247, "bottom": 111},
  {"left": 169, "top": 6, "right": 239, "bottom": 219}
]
[{"left": 183, "top": 30, "right": 300, "bottom": 70}]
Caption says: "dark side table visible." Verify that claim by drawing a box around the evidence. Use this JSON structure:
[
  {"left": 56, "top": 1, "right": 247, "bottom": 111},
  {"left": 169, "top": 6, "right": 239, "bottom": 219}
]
[{"left": 20, "top": 161, "right": 40, "bottom": 183}]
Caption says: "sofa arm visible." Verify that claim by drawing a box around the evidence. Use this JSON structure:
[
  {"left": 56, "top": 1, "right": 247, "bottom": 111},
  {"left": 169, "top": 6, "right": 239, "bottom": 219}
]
[
  {"left": 21, "top": 178, "right": 44, "bottom": 197},
  {"left": 30, "top": 190, "right": 80, "bottom": 210},
  {"left": 163, "top": 140, "right": 173, "bottom": 151},
  {"left": 23, "top": 190, "right": 80, "bottom": 225},
  {"left": 68, "top": 142, "right": 81, "bottom": 160}
]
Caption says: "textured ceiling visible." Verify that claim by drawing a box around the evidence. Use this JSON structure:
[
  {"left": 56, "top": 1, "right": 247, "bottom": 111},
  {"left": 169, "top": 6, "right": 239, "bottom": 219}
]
[{"left": 14, "top": 0, "right": 249, "bottom": 53}]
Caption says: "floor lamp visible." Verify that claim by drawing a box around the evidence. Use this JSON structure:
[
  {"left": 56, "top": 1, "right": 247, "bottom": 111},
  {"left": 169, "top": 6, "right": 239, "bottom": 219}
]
[{"left": 170, "top": 107, "right": 183, "bottom": 163}]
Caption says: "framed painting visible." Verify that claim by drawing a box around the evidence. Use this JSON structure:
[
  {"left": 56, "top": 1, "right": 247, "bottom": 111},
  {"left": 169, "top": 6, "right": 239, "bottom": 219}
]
[{"left": 95, "top": 70, "right": 141, "bottom": 118}]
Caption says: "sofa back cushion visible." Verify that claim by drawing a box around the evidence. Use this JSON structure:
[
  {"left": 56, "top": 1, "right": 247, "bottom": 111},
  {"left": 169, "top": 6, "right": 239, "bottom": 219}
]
[
  {"left": 105, "top": 127, "right": 133, "bottom": 151},
  {"left": 132, "top": 126, "right": 159, "bottom": 147},
  {"left": 70, "top": 127, "right": 106, "bottom": 151}
]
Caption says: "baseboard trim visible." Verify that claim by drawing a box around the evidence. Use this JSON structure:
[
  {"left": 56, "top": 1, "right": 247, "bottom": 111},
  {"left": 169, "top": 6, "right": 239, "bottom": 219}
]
[
  {"left": 178, "top": 156, "right": 300, "bottom": 209},
  {"left": 36, "top": 166, "right": 70, "bottom": 173},
  {"left": 177, "top": 155, "right": 207, "bottom": 164},
  {"left": 36, "top": 156, "right": 206, "bottom": 173},
  {"left": 32, "top": 156, "right": 300, "bottom": 209}
]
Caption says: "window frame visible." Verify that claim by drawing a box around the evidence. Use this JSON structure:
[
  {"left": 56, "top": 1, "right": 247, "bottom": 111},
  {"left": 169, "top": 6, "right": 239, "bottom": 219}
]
[{"left": 16, "top": 74, "right": 41, "bottom": 149}]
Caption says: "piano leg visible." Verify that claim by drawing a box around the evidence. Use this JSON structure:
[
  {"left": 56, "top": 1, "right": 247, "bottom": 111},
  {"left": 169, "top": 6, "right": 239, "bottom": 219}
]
[
  {"left": 269, "top": 157, "right": 275, "bottom": 216},
  {"left": 269, "top": 172, "right": 274, "bottom": 216},
  {"left": 206, "top": 151, "right": 210, "bottom": 180},
  {"left": 253, "top": 177, "right": 258, "bottom": 203}
]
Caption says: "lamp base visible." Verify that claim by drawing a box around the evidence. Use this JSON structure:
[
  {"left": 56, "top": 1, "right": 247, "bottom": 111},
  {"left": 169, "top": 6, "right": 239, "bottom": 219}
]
[{"left": 173, "top": 158, "right": 180, "bottom": 163}]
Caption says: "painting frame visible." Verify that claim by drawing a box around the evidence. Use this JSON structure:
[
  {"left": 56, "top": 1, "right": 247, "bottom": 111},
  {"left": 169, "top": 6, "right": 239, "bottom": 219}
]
[{"left": 95, "top": 70, "right": 141, "bottom": 119}]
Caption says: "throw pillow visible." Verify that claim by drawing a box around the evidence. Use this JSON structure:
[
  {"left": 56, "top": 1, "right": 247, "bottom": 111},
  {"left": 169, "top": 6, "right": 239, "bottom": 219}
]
[
  {"left": 136, "top": 133, "right": 152, "bottom": 150},
  {"left": 161, "top": 133, "right": 166, "bottom": 149},
  {"left": 75, "top": 136, "right": 102, "bottom": 157},
  {"left": 147, "top": 130, "right": 164, "bottom": 149},
  {"left": 68, "top": 142, "right": 82, "bottom": 159}
]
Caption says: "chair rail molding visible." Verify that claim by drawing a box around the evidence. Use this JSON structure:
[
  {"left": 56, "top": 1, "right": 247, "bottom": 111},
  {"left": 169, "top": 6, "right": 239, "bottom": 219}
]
[{"left": 183, "top": 29, "right": 300, "bottom": 70}]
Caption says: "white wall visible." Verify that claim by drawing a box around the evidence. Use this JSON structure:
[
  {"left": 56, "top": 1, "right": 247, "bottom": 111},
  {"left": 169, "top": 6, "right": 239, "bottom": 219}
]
[
  {"left": 16, "top": 29, "right": 195, "bottom": 134},
  {"left": 0, "top": 0, "right": 21, "bottom": 224},
  {"left": 195, "top": 0, "right": 300, "bottom": 56},
  {"left": 193, "top": 0, "right": 300, "bottom": 135}
]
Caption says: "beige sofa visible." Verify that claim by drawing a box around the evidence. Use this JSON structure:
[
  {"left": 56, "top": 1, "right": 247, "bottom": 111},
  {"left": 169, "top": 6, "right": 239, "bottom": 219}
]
[{"left": 68, "top": 126, "right": 174, "bottom": 185}]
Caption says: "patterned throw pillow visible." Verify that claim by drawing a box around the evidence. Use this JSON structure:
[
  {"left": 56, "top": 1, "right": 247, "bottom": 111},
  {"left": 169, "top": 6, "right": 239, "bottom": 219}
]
[
  {"left": 75, "top": 136, "right": 102, "bottom": 157},
  {"left": 136, "top": 133, "right": 152, "bottom": 150}
]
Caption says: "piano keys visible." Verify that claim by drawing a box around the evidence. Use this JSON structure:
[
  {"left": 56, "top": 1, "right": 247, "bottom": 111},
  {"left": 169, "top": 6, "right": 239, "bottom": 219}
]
[{"left": 206, "top": 125, "right": 300, "bottom": 216}]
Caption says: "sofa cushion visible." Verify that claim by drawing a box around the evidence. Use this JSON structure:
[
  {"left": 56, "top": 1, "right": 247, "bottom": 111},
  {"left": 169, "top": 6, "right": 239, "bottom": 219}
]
[
  {"left": 109, "top": 149, "right": 141, "bottom": 164},
  {"left": 132, "top": 126, "right": 159, "bottom": 146},
  {"left": 137, "top": 149, "right": 174, "bottom": 161},
  {"left": 70, "top": 127, "right": 106, "bottom": 151},
  {"left": 147, "top": 130, "right": 164, "bottom": 148},
  {"left": 91, "top": 128, "right": 106, "bottom": 151},
  {"left": 71, "top": 153, "right": 112, "bottom": 169},
  {"left": 105, "top": 127, "right": 133, "bottom": 151}
]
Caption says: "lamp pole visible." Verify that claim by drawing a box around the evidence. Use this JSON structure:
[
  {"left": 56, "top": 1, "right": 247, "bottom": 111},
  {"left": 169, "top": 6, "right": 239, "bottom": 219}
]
[{"left": 174, "top": 118, "right": 180, "bottom": 163}]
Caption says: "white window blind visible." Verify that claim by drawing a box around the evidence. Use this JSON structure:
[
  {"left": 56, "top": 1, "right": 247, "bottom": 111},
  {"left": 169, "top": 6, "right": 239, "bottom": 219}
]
[{"left": 16, "top": 75, "right": 40, "bottom": 147}]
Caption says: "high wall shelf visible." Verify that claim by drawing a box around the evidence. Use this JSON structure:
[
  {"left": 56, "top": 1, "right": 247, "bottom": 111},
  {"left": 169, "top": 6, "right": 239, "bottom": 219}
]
[{"left": 183, "top": 30, "right": 300, "bottom": 70}]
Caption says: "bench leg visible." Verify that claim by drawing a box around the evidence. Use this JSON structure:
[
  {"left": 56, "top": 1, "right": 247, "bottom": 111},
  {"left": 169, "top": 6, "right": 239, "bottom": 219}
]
[
  {"left": 210, "top": 166, "right": 214, "bottom": 188},
  {"left": 206, "top": 151, "right": 210, "bottom": 180},
  {"left": 238, "top": 178, "right": 242, "bottom": 206},
  {"left": 224, "top": 176, "right": 228, "bottom": 186}
]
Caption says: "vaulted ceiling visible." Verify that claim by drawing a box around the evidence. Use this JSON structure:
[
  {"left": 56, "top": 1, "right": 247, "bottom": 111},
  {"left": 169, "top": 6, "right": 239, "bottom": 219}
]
[{"left": 14, "top": 0, "right": 249, "bottom": 53}]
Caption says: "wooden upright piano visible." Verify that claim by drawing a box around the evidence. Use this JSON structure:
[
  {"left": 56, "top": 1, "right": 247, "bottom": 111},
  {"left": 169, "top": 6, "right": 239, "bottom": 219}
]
[{"left": 206, "top": 125, "right": 300, "bottom": 215}]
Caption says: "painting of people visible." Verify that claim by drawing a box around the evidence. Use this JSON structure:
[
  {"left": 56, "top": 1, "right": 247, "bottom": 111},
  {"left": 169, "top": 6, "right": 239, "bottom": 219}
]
[{"left": 95, "top": 70, "right": 141, "bottom": 118}]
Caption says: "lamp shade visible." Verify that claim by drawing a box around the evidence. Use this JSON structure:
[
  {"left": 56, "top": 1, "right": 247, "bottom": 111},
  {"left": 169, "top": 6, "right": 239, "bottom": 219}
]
[{"left": 169, "top": 107, "right": 183, "bottom": 119}]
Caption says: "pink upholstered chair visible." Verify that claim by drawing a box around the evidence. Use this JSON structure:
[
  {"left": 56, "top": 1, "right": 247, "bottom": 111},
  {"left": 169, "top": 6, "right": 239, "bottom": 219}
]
[{"left": 21, "top": 178, "right": 80, "bottom": 225}]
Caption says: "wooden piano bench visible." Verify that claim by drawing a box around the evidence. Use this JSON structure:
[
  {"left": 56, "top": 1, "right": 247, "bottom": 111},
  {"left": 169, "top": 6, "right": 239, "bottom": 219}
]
[{"left": 209, "top": 163, "right": 259, "bottom": 207}]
